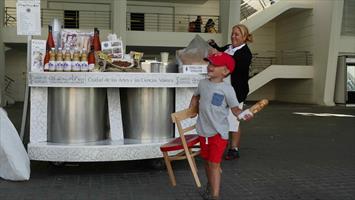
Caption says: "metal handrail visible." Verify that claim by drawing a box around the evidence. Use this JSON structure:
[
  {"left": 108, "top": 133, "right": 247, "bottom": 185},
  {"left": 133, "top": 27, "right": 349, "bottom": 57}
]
[
  {"left": 4, "top": 75, "right": 15, "bottom": 95},
  {"left": 126, "top": 12, "right": 220, "bottom": 33},
  {"left": 249, "top": 50, "right": 313, "bottom": 77},
  {"left": 240, "top": 0, "right": 277, "bottom": 21},
  {"left": 4, "top": 7, "right": 111, "bottom": 29}
]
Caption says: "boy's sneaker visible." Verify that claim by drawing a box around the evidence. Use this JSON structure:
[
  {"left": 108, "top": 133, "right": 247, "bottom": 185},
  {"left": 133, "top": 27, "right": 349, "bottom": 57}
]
[
  {"left": 198, "top": 184, "right": 220, "bottom": 200},
  {"left": 198, "top": 184, "right": 211, "bottom": 199},
  {"left": 202, "top": 193, "right": 220, "bottom": 200},
  {"left": 225, "top": 148, "right": 240, "bottom": 160}
]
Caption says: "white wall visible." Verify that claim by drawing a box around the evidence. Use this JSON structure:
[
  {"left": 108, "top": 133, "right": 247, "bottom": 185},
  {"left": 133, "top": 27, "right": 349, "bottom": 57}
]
[
  {"left": 249, "top": 22, "right": 276, "bottom": 53},
  {"left": 275, "top": 10, "right": 313, "bottom": 52},
  {"left": 339, "top": 36, "right": 355, "bottom": 54},
  {"left": 128, "top": 0, "right": 219, "bottom": 16},
  {"left": 246, "top": 22, "right": 276, "bottom": 100},
  {"left": 47, "top": 1, "right": 111, "bottom": 11},
  {"left": 5, "top": 0, "right": 16, "bottom": 7},
  {"left": 247, "top": 81, "right": 276, "bottom": 101},
  {"left": 274, "top": 9, "right": 314, "bottom": 103},
  {"left": 5, "top": 45, "right": 27, "bottom": 102}
]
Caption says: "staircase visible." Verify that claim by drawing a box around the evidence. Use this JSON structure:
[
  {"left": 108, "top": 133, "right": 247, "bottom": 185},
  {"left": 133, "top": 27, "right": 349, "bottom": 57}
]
[
  {"left": 241, "top": 0, "right": 313, "bottom": 32},
  {"left": 4, "top": 75, "right": 16, "bottom": 105},
  {"left": 248, "top": 65, "right": 313, "bottom": 94},
  {"left": 240, "top": 1, "right": 314, "bottom": 96}
]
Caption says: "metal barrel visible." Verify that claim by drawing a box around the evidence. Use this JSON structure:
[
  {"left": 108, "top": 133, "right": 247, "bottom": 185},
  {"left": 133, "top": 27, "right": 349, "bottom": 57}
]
[{"left": 47, "top": 88, "right": 107, "bottom": 144}]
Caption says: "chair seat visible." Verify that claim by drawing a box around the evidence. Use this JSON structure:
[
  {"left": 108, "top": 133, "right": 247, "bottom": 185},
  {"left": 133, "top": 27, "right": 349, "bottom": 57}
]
[{"left": 160, "top": 134, "right": 200, "bottom": 152}]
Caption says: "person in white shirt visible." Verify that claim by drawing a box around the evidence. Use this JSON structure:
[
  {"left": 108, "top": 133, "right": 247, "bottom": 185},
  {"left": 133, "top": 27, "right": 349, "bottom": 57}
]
[{"left": 208, "top": 24, "right": 253, "bottom": 160}]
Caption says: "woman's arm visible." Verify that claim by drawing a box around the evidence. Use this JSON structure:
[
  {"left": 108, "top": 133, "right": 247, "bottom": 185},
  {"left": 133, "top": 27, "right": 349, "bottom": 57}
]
[{"left": 208, "top": 39, "right": 228, "bottom": 52}]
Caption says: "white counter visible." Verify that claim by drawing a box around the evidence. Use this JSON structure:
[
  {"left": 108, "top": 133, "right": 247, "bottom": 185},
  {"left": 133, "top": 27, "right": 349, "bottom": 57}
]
[{"left": 28, "top": 72, "right": 204, "bottom": 162}]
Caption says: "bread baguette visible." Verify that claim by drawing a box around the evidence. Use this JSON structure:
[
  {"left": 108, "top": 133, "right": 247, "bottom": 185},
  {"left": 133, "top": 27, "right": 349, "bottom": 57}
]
[{"left": 249, "top": 99, "right": 269, "bottom": 114}]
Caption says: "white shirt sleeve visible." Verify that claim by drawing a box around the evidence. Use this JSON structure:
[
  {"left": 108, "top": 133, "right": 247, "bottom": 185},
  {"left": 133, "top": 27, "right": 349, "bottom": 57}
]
[{"left": 225, "top": 85, "right": 239, "bottom": 108}]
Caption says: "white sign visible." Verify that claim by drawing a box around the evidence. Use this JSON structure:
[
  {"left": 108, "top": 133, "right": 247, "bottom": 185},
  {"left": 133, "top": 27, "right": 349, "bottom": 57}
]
[
  {"left": 16, "top": 0, "right": 41, "bottom": 36},
  {"left": 31, "top": 40, "right": 46, "bottom": 72},
  {"left": 28, "top": 72, "right": 205, "bottom": 88}
]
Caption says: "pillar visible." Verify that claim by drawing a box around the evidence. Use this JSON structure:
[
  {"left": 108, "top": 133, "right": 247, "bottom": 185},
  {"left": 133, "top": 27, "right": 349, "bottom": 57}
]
[
  {"left": 111, "top": 0, "right": 127, "bottom": 50},
  {"left": 219, "top": 0, "right": 241, "bottom": 45},
  {"left": 0, "top": 0, "right": 5, "bottom": 106},
  {"left": 312, "top": 0, "right": 344, "bottom": 105}
]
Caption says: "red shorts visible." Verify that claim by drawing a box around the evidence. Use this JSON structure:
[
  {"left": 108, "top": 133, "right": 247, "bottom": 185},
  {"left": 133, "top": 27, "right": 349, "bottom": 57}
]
[{"left": 199, "top": 133, "right": 228, "bottom": 163}]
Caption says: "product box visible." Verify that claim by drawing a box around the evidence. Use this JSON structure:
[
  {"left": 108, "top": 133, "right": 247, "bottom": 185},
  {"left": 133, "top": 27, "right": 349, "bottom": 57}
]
[
  {"left": 101, "top": 40, "right": 123, "bottom": 59},
  {"left": 31, "top": 39, "right": 46, "bottom": 72},
  {"left": 179, "top": 64, "right": 208, "bottom": 74}
]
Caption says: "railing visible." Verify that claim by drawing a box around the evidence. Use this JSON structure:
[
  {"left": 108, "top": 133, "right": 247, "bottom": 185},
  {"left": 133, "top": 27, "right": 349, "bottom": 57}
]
[
  {"left": 4, "top": 0, "right": 278, "bottom": 32},
  {"left": 250, "top": 50, "right": 312, "bottom": 77},
  {"left": 4, "top": 7, "right": 16, "bottom": 26},
  {"left": 4, "top": 75, "right": 15, "bottom": 103},
  {"left": 241, "top": 0, "right": 278, "bottom": 21},
  {"left": 4, "top": 7, "right": 111, "bottom": 29},
  {"left": 126, "top": 12, "right": 219, "bottom": 33}
]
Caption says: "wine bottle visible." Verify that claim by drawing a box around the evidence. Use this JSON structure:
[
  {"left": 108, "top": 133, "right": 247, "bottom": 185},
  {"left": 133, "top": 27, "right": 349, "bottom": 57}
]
[
  {"left": 93, "top": 27, "right": 101, "bottom": 51},
  {"left": 88, "top": 45, "right": 95, "bottom": 71},
  {"left": 44, "top": 25, "right": 55, "bottom": 72}
]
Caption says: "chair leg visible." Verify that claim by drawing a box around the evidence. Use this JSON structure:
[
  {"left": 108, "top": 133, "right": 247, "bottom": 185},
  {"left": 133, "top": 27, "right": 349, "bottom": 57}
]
[
  {"left": 186, "top": 152, "right": 201, "bottom": 188},
  {"left": 189, "top": 149, "right": 198, "bottom": 173},
  {"left": 163, "top": 151, "right": 176, "bottom": 187}
]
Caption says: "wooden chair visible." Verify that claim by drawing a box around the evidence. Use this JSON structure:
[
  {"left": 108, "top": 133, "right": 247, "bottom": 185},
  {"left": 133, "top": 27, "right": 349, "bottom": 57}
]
[{"left": 160, "top": 106, "right": 201, "bottom": 188}]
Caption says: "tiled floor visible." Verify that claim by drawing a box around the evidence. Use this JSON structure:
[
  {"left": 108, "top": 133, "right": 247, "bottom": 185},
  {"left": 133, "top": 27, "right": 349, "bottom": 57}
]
[{"left": 1, "top": 102, "right": 355, "bottom": 200}]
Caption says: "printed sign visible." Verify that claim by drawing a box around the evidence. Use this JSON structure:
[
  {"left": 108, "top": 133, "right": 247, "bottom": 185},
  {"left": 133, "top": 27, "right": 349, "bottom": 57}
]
[
  {"left": 31, "top": 40, "right": 46, "bottom": 72},
  {"left": 16, "top": 0, "right": 41, "bottom": 36}
]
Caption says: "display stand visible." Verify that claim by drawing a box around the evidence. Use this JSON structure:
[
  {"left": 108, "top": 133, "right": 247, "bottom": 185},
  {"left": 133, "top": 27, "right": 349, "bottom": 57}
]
[{"left": 27, "top": 72, "right": 205, "bottom": 162}]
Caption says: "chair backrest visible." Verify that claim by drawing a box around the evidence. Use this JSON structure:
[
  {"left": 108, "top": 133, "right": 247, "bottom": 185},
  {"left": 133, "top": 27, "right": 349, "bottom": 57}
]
[{"left": 171, "top": 106, "right": 198, "bottom": 150}]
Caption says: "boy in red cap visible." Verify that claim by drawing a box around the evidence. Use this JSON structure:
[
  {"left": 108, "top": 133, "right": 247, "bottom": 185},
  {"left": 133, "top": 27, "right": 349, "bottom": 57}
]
[{"left": 190, "top": 52, "right": 253, "bottom": 200}]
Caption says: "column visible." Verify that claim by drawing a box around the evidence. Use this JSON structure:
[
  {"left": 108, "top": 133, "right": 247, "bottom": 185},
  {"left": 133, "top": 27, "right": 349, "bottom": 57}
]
[
  {"left": 111, "top": 0, "right": 127, "bottom": 50},
  {"left": 312, "top": 0, "right": 344, "bottom": 105},
  {"left": 0, "top": 0, "right": 5, "bottom": 106},
  {"left": 219, "top": 0, "right": 241, "bottom": 45}
]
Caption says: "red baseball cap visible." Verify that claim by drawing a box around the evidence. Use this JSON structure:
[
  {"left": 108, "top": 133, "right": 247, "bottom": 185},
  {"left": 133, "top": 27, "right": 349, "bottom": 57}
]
[{"left": 204, "top": 52, "right": 235, "bottom": 73}]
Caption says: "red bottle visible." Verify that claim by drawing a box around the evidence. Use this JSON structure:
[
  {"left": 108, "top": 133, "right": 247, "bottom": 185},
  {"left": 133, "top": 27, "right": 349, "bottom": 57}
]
[
  {"left": 46, "top": 25, "right": 55, "bottom": 50},
  {"left": 88, "top": 45, "right": 96, "bottom": 71},
  {"left": 93, "top": 27, "right": 101, "bottom": 51},
  {"left": 43, "top": 51, "right": 50, "bottom": 72},
  {"left": 44, "top": 25, "right": 55, "bottom": 72}
]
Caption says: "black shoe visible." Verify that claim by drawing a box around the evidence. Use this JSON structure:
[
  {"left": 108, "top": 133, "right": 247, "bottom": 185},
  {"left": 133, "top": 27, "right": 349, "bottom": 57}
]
[{"left": 225, "top": 148, "right": 240, "bottom": 160}]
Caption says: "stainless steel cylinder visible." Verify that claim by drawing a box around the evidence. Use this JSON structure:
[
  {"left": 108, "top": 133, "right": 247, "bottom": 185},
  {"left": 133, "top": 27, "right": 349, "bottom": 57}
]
[
  {"left": 47, "top": 88, "right": 107, "bottom": 144},
  {"left": 120, "top": 88, "right": 175, "bottom": 140},
  {"left": 120, "top": 62, "right": 176, "bottom": 140}
]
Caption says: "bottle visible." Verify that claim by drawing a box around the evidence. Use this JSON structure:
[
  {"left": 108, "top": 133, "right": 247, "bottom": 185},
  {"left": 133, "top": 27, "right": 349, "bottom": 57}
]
[
  {"left": 88, "top": 45, "right": 95, "bottom": 71},
  {"left": 46, "top": 25, "right": 55, "bottom": 51},
  {"left": 93, "top": 27, "right": 101, "bottom": 51},
  {"left": 43, "top": 51, "right": 50, "bottom": 72},
  {"left": 56, "top": 47, "right": 64, "bottom": 71},
  {"left": 80, "top": 48, "right": 89, "bottom": 72},
  {"left": 44, "top": 25, "right": 55, "bottom": 72},
  {"left": 48, "top": 48, "right": 56, "bottom": 72},
  {"left": 72, "top": 48, "right": 81, "bottom": 72},
  {"left": 63, "top": 48, "right": 72, "bottom": 72}
]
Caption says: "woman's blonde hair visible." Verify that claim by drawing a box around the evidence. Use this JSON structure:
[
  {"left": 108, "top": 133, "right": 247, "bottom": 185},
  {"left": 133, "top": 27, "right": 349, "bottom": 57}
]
[{"left": 233, "top": 24, "right": 253, "bottom": 43}]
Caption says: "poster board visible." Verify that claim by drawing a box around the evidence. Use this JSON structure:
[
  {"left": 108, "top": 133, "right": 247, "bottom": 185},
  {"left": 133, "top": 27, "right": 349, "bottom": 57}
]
[{"left": 16, "top": 0, "right": 41, "bottom": 36}]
